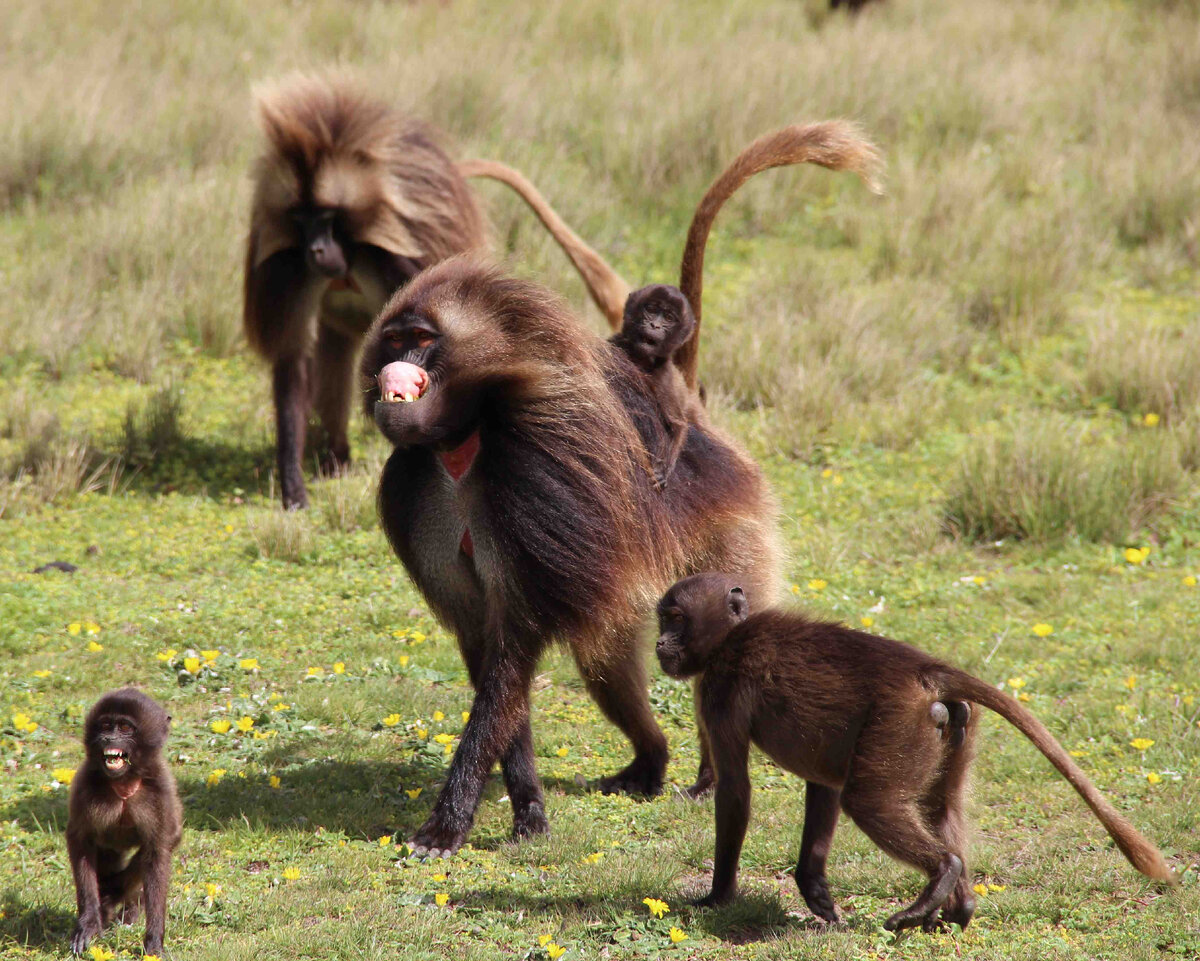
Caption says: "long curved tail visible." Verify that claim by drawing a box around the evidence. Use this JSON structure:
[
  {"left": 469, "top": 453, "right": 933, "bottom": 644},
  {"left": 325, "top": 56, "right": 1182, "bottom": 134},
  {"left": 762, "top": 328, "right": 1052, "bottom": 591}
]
[
  {"left": 940, "top": 669, "right": 1176, "bottom": 885},
  {"left": 674, "top": 122, "right": 883, "bottom": 388},
  {"left": 459, "top": 159, "right": 630, "bottom": 330}
]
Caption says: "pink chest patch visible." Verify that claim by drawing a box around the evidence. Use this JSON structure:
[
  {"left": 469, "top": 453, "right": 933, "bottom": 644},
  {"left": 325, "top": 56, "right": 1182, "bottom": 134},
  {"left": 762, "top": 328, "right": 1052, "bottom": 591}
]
[{"left": 437, "top": 431, "right": 481, "bottom": 558}]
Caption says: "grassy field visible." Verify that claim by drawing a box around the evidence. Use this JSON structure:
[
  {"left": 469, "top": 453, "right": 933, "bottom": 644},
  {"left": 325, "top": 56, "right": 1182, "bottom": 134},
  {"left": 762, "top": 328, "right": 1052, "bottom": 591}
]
[{"left": 2, "top": 0, "right": 1199, "bottom": 958}]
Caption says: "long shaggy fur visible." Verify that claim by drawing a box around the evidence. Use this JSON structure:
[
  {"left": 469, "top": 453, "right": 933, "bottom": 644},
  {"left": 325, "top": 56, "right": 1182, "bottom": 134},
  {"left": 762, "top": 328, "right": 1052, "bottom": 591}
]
[{"left": 243, "top": 74, "right": 485, "bottom": 357}]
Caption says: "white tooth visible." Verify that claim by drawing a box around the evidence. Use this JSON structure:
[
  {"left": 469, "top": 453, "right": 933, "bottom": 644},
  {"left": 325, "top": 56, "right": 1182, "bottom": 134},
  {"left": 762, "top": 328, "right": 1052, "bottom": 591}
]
[{"left": 403, "top": 393, "right": 414, "bottom": 402}]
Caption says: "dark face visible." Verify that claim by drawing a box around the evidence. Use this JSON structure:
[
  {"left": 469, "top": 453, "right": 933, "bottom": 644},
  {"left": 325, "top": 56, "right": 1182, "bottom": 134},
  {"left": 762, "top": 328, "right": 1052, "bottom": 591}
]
[
  {"left": 362, "top": 305, "right": 488, "bottom": 450},
  {"left": 84, "top": 690, "right": 169, "bottom": 779},
  {"left": 293, "top": 207, "right": 349, "bottom": 279},
  {"left": 655, "top": 574, "right": 749, "bottom": 678},
  {"left": 621, "top": 285, "right": 695, "bottom": 369}
]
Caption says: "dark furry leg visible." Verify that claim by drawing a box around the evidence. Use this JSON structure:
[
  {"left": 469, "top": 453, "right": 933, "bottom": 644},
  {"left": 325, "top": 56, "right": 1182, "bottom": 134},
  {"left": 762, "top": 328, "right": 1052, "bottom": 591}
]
[
  {"left": 273, "top": 354, "right": 312, "bottom": 510},
  {"left": 313, "top": 324, "right": 356, "bottom": 476},
  {"left": 795, "top": 782, "right": 842, "bottom": 923}
]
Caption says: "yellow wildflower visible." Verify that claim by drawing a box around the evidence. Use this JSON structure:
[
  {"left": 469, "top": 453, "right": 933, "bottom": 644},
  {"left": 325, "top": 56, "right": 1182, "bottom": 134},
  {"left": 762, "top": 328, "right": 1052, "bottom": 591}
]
[
  {"left": 205, "top": 882, "right": 221, "bottom": 898},
  {"left": 434, "top": 733, "right": 455, "bottom": 745},
  {"left": 156, "top": 649, "right": 177, "bottom": 662},
  {"left": 67, "top": 623, "right": 81, "bottom": 636},
  {"left": 434, "top": 892, "right": 449, "bottom": 907},
  {"left": 269, "top": 775, "right": 281, "bottom": 789},
  {"left": 582, "top": 852, "right": 604, "bottom": 864},
  {"left": 972, "top": 883, "right": 988, "bottom": 897},
  {"left": 833, "top": 474, "right": 844, "bottom": 485},
  {"left": 33, "top": 669, "right": 52, "bottom": 678},
  {"left": 52, "top": 768, "right": 76, "bottom": 784},
  {"left": 669, "top": 927, "right": 687, "bottom": 943},
  {"left": 200, "top": 649, "right": 220, "bottom": 661},
  {"left": 378, "top": 836, "right": 392, "bottom": 847},
  {"left": 538, "top": 934, "right": 553, "bottom": 947},
  {"left": 406, "top": 788, "right": 422, "bottom": 799},
  {"left": 410, "top": 631, "right": 426, "bottom": 644},
  {"left": 86, "top": 641, "right": 103, "bottom": 653},
  {"left": 1130, "top": 738, "right": 1155, "bottom": 751},
  {"left": 808, "top": 579, "right": 827, "bottom": 591},
  {"left": 821, "top": 468, "right": 833, "bottom": 478},
  {"left": 282, "top": 867, "right": 301, "bottom": 881},
  {"left": 84, "top": 622, "right": 100, "bottom": 634},
  {"left": 210, "top": 720, "right": 231, "bottom": 735},
  {"left": 1183, "top": 575, "right": 1197, "bottom": 587},
  {"left": 1008, "top": 677, "right": 1026, "bottom": 689},
  {"left": 383, "top": 714, "right": 401, "bottom": 727},
  {"left": 1146, "top": 772, "right": 1162, "bottom": 785},
  {"left": 417, "top": 727, "right": 428, "bottom": 739},
  {"left": 398, "top": 655, "right": 410, "bottom": 667},
  {"left": 988, "top": 884, "right": 1006, "bottom": 892},
  {"left": 556, "top": 747, "right": 569, "bottom": 757},
  {"left": 546, "top": 945, "right": 566, "bottom": 960},
  {"left": 239, "top": 658, "right": 259, "bottom": 670},
  {"left": 144, "top": 956, "right": 161, "bottom": 961},
  {"left": 432, "top": 710, "right": 445, "bottom": 722},
  {"left": 789, "top": 583, "right": 800, "bottom": 595},
  {"left": 207, "top": 769, "right": 226, "bottom": 787},
  {"left": 1123, "top": 547, "right": 1148, "bottom": 565},
  {"left": 432, "top": 873, "right": 447, "bottom": 882},
  {"left": 184, "top": 657, "right": 201, "bottom": 673},
  {"left": 306, "top": 666, "right": 322, "bottom": 677},
  {"left": 1143, "top": 412, "right": 1160, "bottom": 427},
  {"left": 236, "top": 716, "right": 254, "bottom": 733},
  {"left": 860, "top": 615, "right": 874, "bottom": 628},
  {"left": 972, "top": 575, "right": 986, "bottom": 585},
  {"left": 272, "top": 703, "right": 289, "bottom": 712},
  {"left": 89, "top": 947, "right": 114, "bottom": 961},
  {"left": 1125, "top": 675, "right": 1137, "bottom": 690},
  {"left": 332, "top": 662, "right": 345, "bottom": 674},
  {"left": 643, "top": 897, "right": 669, "bottom": 918},
  {"left": 224, "top": 524, "right": 234, "bottom": 534},
  {"left": 462, "top": 711, "right": 470, "bottom": 723},
  {"left": 1017, "top": 693, "right": 1031, "bottom": 702}
]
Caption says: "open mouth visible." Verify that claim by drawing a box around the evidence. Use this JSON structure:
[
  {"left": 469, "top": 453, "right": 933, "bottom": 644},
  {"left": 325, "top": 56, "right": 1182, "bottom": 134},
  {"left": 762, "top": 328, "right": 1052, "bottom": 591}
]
[
  {"left": 378, "top": 361, "right": 429, "bottom": 404},
  {"left": 103, "top": 748, "right": 129, "bottom": 773}
]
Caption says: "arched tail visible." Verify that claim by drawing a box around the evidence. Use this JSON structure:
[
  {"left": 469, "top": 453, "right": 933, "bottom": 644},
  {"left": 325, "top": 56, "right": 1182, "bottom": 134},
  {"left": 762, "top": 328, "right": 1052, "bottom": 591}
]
[
  {"left": 460, "top": 159, "right": 630, "bottom": 330},
  {"left": 675, "top": 122, "right": 883, "bottom": 388},
  {"left": 941, "top": 669, "right": 1176, "bottom": 885}
]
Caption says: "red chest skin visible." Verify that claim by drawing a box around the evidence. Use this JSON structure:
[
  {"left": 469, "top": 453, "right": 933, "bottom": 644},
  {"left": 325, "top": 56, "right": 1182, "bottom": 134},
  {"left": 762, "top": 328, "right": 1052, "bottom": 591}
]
[{"left": 437, "top": 430, "right": 481, "bottom": 557}]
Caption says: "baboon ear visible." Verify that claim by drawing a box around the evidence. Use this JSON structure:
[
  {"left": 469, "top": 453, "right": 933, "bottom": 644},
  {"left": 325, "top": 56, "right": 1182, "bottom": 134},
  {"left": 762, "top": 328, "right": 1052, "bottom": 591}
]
[{"left": 726, "top": 586, "right": 749, "bottom": 621}]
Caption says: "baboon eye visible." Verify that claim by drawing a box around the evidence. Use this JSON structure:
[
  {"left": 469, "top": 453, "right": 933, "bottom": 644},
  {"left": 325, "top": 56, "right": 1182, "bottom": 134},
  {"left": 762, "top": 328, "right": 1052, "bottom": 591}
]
[{"left": 411, "top": 328, "right": 437, "bottom": 349}]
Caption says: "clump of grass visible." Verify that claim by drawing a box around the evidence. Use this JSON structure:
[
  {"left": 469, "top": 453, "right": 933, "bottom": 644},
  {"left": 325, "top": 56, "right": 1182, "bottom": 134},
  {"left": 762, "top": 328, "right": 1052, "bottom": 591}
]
[
  {"left": 121, "top": 383, "right": 186, "bottom": 468},
  {"left": 312, "top": 468, "right": 380, "bottom": 534},
  {"left": 1080, "top": 314, "right": 1200, "bottom": 423},
  {"left": 245, "top": 507, "right": 314, "bottom": 562},
  {"left": 943, "top": 415, "right": 1185, "bottom": 544}
]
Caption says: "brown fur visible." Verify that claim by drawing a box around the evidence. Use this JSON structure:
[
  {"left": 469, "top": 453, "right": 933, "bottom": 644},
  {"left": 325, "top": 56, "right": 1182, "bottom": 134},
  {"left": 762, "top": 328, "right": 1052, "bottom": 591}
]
[
  {"left": 459, "top": 158, "right": 631, "bottom": 329},
  {"left": 611, "top": 284, "right": 705, "bottom": 489},
  {"left": 359, "top": 255, "right": 781, "bottom": 856},
  {"left": 675, "top": 121, "right": 883, "bottom": 388},
  {"left": 655, "top": 574, "right": 1177, "bottom": 931},
  {"left": 67, "top": 689, "right": 181, "bottom": 957},
  {"left": 244, "top": 74, "right": 486, "bottom": 509}
]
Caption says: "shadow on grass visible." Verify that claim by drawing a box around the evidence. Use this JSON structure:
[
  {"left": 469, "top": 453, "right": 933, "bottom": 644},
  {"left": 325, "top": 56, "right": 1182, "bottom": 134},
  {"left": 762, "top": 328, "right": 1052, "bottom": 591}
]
[
  {"left": 0, "top": 891, "right": 75, "bottom": 951},
  {"left": 0, "top": 757, "right": 598, "bottom": 849},
  {"left": 101, "top": 435, "right": 277, "bottom": 500}
]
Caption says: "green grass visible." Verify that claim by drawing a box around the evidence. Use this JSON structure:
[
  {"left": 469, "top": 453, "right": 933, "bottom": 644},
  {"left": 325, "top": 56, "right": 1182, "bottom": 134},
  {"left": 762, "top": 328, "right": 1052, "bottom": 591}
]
[{"left": 2, "top": 0, "right": 1200, "bottom": 958}]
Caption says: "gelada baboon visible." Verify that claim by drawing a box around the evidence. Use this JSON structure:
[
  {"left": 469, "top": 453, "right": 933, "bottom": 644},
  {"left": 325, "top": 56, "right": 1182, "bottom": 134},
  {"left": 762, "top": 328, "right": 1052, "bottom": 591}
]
[
  {"left": 611, "top": 284, "right": 703, "bottom": 489},
  {"left": 655, "top": 574, "right": 1176, "bottom": 931},
  {"left": 67, "top": 689, "right": 181, "bottom": 956},
  {"left": 359, "top": 121, "right": 881, "bottom": 856},
  {"left": 245, "top": 76, "right": 629, "bottom": 509}
]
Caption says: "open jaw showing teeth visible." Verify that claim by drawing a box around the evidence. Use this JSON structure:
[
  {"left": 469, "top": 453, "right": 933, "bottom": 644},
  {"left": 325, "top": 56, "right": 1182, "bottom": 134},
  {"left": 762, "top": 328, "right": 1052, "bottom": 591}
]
[
  {"left": 103, "top": 748, "right": 128, "bottom": 771},
  {"left": 377, "top": 361, "right": 429, "bottom": 404}
]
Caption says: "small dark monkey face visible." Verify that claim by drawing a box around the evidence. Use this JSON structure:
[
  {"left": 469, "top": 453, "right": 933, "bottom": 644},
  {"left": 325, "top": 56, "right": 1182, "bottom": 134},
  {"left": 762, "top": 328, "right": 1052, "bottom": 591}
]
[
  {"left": 620, "top": 284, "right": 695, "bottom": 369},
  {"left": 292, "top": 207, "right": 349, "bottom": 278},
  {"left": 84, "top": 690, "right": 169, "bottom": 779},
  {"left": 656, "top": 573, "right": 749, "bottom": 677}
]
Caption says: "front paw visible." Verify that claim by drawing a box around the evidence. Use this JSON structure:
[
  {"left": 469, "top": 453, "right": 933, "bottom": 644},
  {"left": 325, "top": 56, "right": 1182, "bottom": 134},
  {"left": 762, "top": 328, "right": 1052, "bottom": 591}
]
[
  {"left": 407, "top": 815, "right": 469, "bottom": 860},
  {"left": 70, "top": 915, "right": 101, "bottom": 955},
  {"left": 693, "top": 888, "right": 734, "bottom": 909},
  {"left": 512, "top": 801, "right": 550, "bottom": 840}
]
